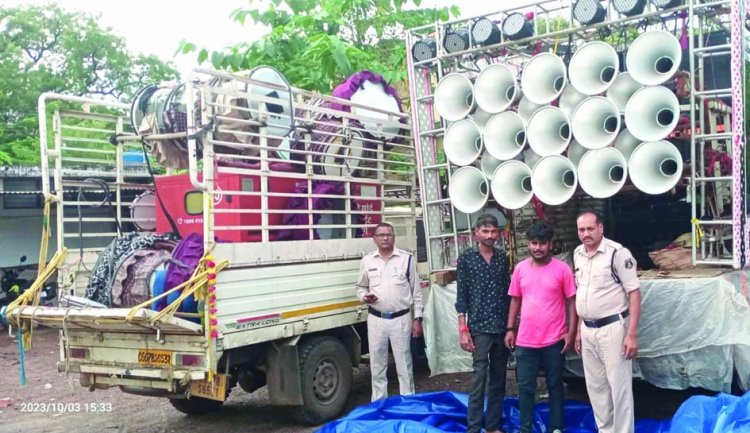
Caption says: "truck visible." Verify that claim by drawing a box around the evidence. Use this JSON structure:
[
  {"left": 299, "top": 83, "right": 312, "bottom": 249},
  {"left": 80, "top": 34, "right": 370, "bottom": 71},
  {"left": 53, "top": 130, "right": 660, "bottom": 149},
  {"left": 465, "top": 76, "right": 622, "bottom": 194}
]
[
  {"left": 4, "top": 67, "right": 418, "bottom": 424},
  {"left": 6, "top": 0, "right": 750, "bottom": 426}
]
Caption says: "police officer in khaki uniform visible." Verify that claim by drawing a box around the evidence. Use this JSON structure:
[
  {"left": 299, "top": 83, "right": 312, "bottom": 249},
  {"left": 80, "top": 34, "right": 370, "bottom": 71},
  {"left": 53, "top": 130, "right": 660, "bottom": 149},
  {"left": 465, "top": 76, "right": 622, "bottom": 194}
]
[
  {"left": 356, "top": 222, "right": 423, "bottom": 402},
  {"left": 573, "top": 211, "right": 641, "bottom": 433}
]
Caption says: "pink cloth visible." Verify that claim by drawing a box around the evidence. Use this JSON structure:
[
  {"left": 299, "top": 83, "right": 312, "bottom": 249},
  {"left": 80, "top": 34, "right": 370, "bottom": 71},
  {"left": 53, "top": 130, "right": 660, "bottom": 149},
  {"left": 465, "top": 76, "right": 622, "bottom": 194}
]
[{"left": 508, "top": 258, "right": 576, "bottom": 348}]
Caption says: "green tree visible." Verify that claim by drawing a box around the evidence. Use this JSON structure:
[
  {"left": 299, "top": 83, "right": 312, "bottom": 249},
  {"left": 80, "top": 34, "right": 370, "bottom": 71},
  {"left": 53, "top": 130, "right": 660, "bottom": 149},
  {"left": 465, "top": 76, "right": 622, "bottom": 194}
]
[
  {"left": 181, "top": 0, "right": 460, "bottom": 92},
  {"left": 0, "top": 3, "right": 180, "bottom": 165}
]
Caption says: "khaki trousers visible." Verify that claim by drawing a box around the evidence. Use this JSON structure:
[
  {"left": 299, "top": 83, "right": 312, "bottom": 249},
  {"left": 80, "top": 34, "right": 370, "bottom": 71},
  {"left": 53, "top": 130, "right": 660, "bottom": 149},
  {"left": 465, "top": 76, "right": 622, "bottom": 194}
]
[
  {"left": 367, "top": 313, "right": 415, "bottom": 401},
  {"left": 580, "top": 318, "right": 634, "bottom": 433}
]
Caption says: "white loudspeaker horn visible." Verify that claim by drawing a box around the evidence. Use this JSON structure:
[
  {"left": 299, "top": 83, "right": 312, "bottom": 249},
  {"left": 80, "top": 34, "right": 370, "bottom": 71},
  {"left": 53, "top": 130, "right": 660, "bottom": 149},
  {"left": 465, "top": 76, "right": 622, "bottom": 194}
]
[
  {"left": 527, "top": 106, "right": 571, "bottom": 156},
  {"left": 471, "top": 107, "right": 493, "bottom": 132},
  {"left": 628, "top": 140, "right": 683, "bottom": 195},
  {"left": 614, "top": 128, "right": 641, "bottom": 160},
  {"left": 444, "top": 118, "right": 483, "bottom": 166},
  {"left": 521, "top": 53, "right": 568, "bottom": 104},
  {"left": 491, "top": 160, "right": 533, "bottom": 210},
  {"left": 435, "top": 73, "right": 475, "bottom": 121},
  {"left": 566, "top": 140, "right": 588, "bottom": 167},
  {"left": 449, "top": 166, "right": 489, "bottom": 213},
  {"left": 624, "top": 86, "right": 679, "bottom": 141},
  {"left": 517, "top": 96, "right": 543, "bottom": 124},
  {"left": 572, "top": 96, "right": 621, "bottom": 149},
  {"left": 531, "top": 155, "right": 578, "bottom": 205},
  {"left": 475, "top": 64, "right": 521, "bottom": 113},
  {"left": 523, "top": 148, "right": 542, "bottom": 169},
  {"left": 484, "top": 111, "right": 527, "bottom": 160},
  {"left": 626, "top": 30, "right": 682, "bottom": 86},
  {"left": 606, "top": 72, "right": 643, "bottom": 113},
  {"left": 578, "top": 147, "right": 628, "bottom": 198},
  {"left": 569, "top": 41, "right": 620, "bottom": 95},
  {"left": 559, "top": 86, "right": 587, "bottom": 121},
  {"left": 479, "top": 152, "right": 503, "bottom": 179}
]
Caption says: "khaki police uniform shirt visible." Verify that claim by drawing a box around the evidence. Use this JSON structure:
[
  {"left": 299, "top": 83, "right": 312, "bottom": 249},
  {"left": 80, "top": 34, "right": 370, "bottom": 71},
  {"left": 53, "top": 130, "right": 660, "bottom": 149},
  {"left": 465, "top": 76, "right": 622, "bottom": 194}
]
[
  {"left": 574, "top": 237, "right": 639, "bottom": 320},
  {"left": 356, "top": 248, "right": 423, "bottom": 319}
]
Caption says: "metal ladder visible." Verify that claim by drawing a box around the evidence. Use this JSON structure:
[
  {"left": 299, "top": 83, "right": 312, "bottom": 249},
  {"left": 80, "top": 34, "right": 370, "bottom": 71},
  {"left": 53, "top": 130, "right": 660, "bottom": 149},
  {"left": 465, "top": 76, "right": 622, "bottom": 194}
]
[{"left": 688, "top": 0, "right": 746, "bottom": 268}]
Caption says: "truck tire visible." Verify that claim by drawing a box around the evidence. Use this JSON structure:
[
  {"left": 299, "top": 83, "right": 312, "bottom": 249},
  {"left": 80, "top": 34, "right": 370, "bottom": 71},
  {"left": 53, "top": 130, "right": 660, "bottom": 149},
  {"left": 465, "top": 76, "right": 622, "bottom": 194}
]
[
  {"left": 294, "top": 336, "right": 352, "bottom": 425},
  {"left": 169, "top": 396, "right": 224, "bottom": 415}
]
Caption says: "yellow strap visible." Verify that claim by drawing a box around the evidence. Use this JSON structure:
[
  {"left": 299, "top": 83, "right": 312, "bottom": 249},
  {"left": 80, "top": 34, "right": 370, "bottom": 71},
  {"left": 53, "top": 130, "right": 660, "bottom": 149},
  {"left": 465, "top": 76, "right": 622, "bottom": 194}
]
[
  {"left": 691, "top": 218, "right": 703, "bottom": 248},
  {"left": 6, "top": 248, "right": 68, "bottom": 349}
]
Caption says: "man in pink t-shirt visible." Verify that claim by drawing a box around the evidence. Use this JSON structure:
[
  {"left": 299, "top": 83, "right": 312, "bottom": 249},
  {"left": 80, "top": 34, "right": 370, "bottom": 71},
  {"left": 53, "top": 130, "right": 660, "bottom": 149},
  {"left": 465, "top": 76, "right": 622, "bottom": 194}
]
[{"left": 505, "top": 220, "right": 577, "bottom": 433}]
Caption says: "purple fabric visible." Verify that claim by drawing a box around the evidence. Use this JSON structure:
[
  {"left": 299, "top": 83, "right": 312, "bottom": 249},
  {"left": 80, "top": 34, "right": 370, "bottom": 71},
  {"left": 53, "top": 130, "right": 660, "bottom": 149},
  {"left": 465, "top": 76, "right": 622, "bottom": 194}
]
[
  {"left": 158, "top": 233, "right": 204, "bottom": 312},
  {"left": 277, "top": 181, "right": 346, "bottom": 241},
  {"left": 216, "top": 159, "right": 299, "bottom": 172},
  {"left": 330, "top": 70, "right": 402, "bottom": 113}
]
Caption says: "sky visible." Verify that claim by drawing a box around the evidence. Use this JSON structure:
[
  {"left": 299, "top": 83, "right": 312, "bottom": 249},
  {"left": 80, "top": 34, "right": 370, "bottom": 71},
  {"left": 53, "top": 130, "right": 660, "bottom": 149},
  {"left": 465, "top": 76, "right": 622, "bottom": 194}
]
[{"left": 1, "top": 0, "right": 525, "bottom": 76}]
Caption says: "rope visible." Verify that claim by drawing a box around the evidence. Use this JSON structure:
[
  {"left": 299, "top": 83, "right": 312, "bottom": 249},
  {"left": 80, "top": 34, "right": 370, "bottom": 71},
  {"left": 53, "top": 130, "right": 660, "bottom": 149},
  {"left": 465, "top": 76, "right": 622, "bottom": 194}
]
[
  {"left": 691, "top": 218, "right": 704, "bottom": 248},
  {"left": 18, "top": 328, "right": 26, "bottom": 385},
  {"left": 5, "top": 249, "right": 68, "bottom": 348}
]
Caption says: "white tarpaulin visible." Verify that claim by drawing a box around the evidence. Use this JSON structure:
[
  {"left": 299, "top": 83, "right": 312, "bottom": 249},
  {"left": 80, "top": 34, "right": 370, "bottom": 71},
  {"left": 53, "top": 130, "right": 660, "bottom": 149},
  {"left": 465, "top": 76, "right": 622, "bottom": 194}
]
[{"left": 423, "top": 272, "right": 750, "bottom": 392}]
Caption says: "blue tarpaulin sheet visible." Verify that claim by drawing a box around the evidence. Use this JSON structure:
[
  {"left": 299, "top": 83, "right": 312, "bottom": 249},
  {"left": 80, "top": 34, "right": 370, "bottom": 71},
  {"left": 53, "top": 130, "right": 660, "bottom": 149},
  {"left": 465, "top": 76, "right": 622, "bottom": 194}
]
[{"left": 316, "top": 391, "right": 750, "bottom": 433}]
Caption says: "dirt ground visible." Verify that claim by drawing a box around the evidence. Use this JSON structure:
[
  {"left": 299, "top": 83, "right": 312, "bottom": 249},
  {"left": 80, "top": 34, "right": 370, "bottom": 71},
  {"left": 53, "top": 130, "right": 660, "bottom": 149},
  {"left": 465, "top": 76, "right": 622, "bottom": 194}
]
[{"left": 0, "top": 327, "right": 713, "bottom": 433}]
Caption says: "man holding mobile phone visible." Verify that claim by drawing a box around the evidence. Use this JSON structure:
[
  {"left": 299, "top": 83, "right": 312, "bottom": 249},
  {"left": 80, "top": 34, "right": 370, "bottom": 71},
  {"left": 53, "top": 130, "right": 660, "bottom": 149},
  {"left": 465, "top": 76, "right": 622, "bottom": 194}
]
[{"left": 356, "top": 222, "right": 423, "bottom": 402}]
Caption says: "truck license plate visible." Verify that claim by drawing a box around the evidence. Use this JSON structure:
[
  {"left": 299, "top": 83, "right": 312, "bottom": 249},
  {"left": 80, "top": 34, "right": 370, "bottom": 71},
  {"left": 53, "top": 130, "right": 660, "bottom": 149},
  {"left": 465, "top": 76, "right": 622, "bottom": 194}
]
[
  {"left": 137, "top": 349, "right": 173, "bottom": 366},
  {"left": 190, "top": 374, "right": 227, "bottom": 401}
]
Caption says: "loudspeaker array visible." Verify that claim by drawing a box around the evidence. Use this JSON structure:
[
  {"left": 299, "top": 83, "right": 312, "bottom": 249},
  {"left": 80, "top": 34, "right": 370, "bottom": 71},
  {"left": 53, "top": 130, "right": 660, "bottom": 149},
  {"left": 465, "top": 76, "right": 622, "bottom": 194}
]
[{"left": 434, "top": 30, "right": 685, "bottom": 214}]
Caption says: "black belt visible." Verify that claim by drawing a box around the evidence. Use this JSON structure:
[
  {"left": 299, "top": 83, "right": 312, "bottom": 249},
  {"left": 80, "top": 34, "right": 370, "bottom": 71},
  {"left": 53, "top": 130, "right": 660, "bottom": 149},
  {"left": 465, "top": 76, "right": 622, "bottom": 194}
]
[
  {"left": 583, "top": 310, "right": 629, "bottom": 328},
  {"left": 368, "top": 307, "right": 410, "bottom": 320}
]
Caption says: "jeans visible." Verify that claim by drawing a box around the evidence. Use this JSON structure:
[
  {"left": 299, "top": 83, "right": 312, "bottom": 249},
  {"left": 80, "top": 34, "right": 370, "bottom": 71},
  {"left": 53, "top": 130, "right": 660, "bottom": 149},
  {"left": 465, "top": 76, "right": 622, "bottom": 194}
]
[
  {"left": 515, "top": 340, "right": 565, "bottom": 433},
  {"left": 467, "top": 332, "right": 510, "bottom": 433}
]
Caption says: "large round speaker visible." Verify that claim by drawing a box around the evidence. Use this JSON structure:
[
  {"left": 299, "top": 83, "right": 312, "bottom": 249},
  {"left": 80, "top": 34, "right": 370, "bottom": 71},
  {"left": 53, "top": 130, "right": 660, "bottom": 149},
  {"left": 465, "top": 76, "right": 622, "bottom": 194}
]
[
  {"left": 614, "top": 128, "right": 641, "bottom": 160},
  {"left": 578, "top": 147, "right": 628, "bottom": 198},
  {"left": 479, "top": 152, "right": 503, "bottom": 179},
  {"left": 527, "top": 106, "right": 571, "bottom": 156},
  {"left": 435, "top": 73, "right": 475, "bottom": 121},
  {"left": 444, "top": 118, "right": 483, "bottom": 166},
  {"left": 517, "top": 96, "right": 543, "bottom": 124},
  {"left": 531, "top": 155, "right": 578, "bottom": 205},
  {"left": 571, "top": 96, "right": 621, "bottom": 149},
  {"left": 521, "top": 53, "right": 568, "bottom": 104},
  {"left": 606, "top": 72, "right": 643, "bottom": 113},
  {"left": 559, "top": 85, "right": 587, "bottom": 121},
  {"left": 475, "top": 64, "right": 520, "bottom": 114},
  {"left": 569, "top": 41, "right": 620, "bottom": 95},
  {"left": 628, "top": 140, "right": 683, "bottom": 194},
  {"left": 566, "top": 139, "right": 588, "bottom": 167},
  {"left": 491, "top": 160, "right": 533, "bottom": 210},
  {"left": 471, "top": 107, "right": 493, "bottom": 132},
  {"left": 248, "top": 66, "right": 294, "bottom": 137},
  {"left": 449, "top": 166, "right": 489, "bottom": 213},
  {"left": 523, "top": 148, "right": 542, "bottom": 169},
  {"left": 484, "top": 111, "right": 527, "bottom": 160},
  {"left": 624, "top": 86, "right": 679, "bottom": 141},
  {"left": 626, "top": 30, "right": 682, "bottom": 86}
]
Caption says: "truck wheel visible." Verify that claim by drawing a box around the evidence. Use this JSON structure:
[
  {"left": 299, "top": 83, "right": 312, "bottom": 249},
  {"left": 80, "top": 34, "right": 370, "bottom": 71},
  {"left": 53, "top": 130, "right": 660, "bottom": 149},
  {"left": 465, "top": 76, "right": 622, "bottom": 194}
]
[
  {"left": 294, "top": 336, "right": 352, "bottom": 425},
  {"left": 169, "top": 396, "right": 224, "bottom": 415}
]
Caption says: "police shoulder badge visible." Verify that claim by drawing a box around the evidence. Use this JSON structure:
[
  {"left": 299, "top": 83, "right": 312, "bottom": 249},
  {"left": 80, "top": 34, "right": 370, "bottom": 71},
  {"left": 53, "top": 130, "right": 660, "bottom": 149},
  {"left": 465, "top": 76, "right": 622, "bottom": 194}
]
[{"left": 624, "top": 258, "right": 634, "bottom": 269}]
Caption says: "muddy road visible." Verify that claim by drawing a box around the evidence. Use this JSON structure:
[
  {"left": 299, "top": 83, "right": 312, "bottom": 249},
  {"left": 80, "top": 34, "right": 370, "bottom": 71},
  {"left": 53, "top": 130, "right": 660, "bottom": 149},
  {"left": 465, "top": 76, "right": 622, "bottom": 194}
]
[{"left": 1, "top": 327, "right": 711, "bottom": 433}]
